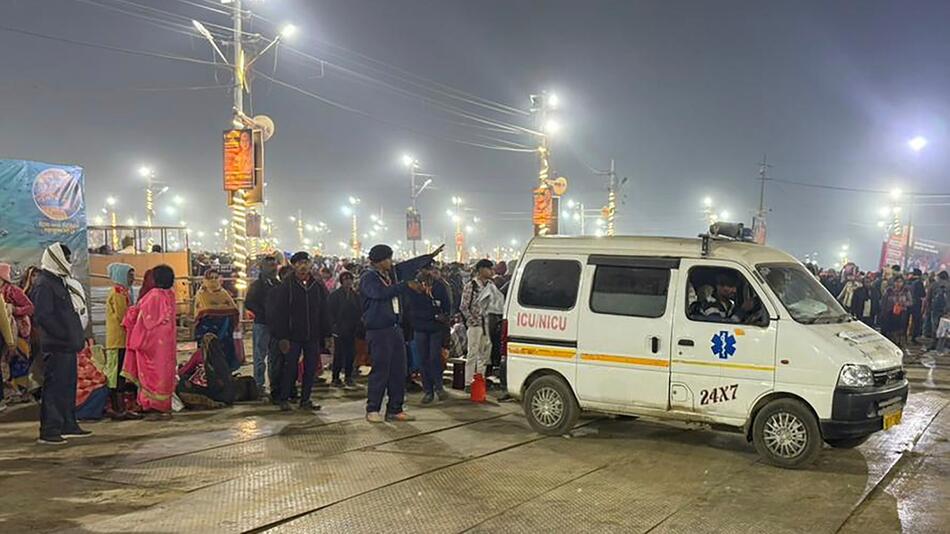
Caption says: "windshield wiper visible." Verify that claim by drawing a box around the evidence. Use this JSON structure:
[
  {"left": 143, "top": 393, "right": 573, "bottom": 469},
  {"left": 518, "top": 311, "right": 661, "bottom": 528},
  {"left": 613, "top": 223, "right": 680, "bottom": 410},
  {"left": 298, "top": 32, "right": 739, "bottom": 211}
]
[{"left": 811, "top": 315, "right": 850, "bottom": 324}]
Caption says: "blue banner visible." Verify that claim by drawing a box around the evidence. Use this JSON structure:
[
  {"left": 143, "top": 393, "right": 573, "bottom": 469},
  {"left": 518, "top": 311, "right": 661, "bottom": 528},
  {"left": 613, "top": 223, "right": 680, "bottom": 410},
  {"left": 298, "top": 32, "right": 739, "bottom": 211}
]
[{"left": 0, "top": 159, "right": 88, "bottom": 282}]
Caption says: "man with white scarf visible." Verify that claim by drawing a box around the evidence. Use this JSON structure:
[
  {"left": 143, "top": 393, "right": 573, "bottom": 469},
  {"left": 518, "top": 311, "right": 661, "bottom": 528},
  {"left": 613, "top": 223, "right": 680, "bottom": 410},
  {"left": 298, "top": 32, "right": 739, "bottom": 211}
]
[{"left": 29, "top": 243, "right": 90, "bottom": 445}]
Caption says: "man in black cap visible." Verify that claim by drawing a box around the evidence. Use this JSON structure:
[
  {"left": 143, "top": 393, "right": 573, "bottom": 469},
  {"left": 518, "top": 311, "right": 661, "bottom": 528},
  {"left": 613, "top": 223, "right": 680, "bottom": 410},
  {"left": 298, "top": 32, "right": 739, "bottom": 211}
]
[
  {"left": 361, "top": 243, "right": 446, "bottom": 422},
  {"left": 266, "top": 251, "right": 331, "bottom": 412}
]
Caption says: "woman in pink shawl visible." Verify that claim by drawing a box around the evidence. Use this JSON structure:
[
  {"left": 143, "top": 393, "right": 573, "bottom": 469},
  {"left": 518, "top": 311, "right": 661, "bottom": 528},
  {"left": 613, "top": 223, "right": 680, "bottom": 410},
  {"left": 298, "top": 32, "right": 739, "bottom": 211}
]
[{"left": 121, "top": 265, "right": 177, "bottom": 417}]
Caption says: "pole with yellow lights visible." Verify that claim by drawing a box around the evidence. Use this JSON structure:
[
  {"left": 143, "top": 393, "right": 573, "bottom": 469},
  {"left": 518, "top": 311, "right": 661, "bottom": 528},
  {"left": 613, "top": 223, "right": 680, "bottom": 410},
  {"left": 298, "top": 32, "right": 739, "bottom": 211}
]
[
  {"left": 106, "top": 196, "right": 119, "bottom": 250},
  {"left": 530, "top": 91, "right": 559, "bottom": 236}
]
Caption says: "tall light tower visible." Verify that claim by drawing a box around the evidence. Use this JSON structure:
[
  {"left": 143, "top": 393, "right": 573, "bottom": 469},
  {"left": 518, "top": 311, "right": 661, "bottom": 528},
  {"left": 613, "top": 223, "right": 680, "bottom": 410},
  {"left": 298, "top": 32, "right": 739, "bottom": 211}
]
[
  {"left": 342, "top": 196, "right": 361, "bottom": 257},
  {"left": 530, "top": 91, "right": 560, "bottom": 236},
  {"left": 402, "top": 154, "right": 433, "bottom": 255},
  {"left": 137, "top": 166, "right": 157, "bottom": 228},
  {"left": 450, "top": 196, "right": 464, "bottom": 262}
]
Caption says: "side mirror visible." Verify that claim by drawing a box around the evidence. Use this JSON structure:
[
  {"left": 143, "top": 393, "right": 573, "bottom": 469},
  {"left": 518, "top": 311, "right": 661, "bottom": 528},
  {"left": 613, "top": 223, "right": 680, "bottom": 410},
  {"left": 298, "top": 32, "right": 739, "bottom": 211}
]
[{"left": 755, "top": 315, "right": 771, "bottom": 328}]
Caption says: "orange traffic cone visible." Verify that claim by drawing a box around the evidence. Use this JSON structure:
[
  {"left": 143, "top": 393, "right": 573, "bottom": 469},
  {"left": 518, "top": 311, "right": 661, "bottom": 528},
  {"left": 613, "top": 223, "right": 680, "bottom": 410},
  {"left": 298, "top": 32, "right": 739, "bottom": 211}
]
[{"left": 470, "top": 373, "right": 487, "bottom": 403}]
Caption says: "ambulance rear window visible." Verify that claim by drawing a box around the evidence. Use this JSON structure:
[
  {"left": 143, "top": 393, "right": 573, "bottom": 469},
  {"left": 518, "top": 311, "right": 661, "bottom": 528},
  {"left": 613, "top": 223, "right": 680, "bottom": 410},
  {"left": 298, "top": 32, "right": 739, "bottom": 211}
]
[
  {"left": 518, "top": 259, "right": 582, "bottom": 310},
  {"left": 590, "top": 266, "right": 670, "bottom": 318}
]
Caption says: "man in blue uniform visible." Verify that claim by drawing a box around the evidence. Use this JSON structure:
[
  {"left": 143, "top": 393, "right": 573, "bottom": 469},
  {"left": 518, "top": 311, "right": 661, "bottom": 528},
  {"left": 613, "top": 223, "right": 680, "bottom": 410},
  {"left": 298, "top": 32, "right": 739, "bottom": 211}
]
[{"left": 361, "top": 244, "right": 444, "bottom": 422}]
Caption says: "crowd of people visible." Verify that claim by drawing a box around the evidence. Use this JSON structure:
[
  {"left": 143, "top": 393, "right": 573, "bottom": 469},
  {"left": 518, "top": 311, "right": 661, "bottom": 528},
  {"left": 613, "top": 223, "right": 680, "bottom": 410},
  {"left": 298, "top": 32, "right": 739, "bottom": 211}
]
[
  {"left": 0, "top": 239, "right": 518, "bottom": 445},
  {"left": 812, "top": 263, "right": 949, "bottom": 349}
]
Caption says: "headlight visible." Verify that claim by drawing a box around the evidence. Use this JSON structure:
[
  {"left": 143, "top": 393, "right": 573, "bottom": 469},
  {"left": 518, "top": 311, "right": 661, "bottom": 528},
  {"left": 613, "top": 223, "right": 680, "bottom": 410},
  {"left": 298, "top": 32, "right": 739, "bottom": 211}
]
[{"left": 838, "top": 364, "right": 874, "bottom": 388}]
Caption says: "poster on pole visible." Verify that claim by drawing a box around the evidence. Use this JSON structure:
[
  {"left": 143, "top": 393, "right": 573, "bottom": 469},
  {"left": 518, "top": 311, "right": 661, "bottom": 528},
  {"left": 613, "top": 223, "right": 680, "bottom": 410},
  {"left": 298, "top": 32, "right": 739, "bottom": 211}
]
[
  {"left": 879, "top": 226, "right": 909, "bottom": 270},
  {"left": 532, "top": 186, "right": 553, "bottom": 236},
  {"left": 223, "top": 129, "right": 255, "bottom": 191},
  {"left": 751, "top": 216, "right": 767, "bottom": 245},
  {"left": 0, "top": 159, "right": 89, "bottom": 282},
  {"left": 406, "top": 210, "right": 422, "bottom": 241}
]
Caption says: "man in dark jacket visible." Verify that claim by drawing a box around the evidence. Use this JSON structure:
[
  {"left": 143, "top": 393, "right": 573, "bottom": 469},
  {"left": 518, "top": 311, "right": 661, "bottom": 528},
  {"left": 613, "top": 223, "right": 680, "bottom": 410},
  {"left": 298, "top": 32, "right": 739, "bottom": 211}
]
[
  {"left": 30, "top": 243, "right": 89, "bottom": 445},
  {"left": 245, "top": 255, "right": 279, "bottom": 397},
  {"left": 328, "top": 270, "right": 362, "bottom": 388},
  {"left": 266, "top": 251, "right": 331, "bottom": 412},
  {"left": 909, "top": 269, "right": 926, "bottom": 343},
  {"left": 406, "top": 266, "right": 452, "bottom": 404}
]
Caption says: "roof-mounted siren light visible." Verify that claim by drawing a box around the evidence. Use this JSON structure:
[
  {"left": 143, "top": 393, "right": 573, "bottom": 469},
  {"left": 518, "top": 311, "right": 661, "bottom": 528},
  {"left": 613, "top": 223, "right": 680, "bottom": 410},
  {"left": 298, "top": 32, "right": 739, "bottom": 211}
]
[
  {"left": 709, "top": 221, "right": 754, "bottom": 241},
  {"left": 703, "top": 221, "right": 754, "bottom": 255}
]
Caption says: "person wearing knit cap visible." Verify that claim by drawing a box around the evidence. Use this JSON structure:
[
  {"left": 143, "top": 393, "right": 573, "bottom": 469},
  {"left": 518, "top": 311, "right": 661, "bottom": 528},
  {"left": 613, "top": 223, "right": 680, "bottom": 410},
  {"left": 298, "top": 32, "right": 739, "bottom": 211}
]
[
  {"left": 360, "top": 243, "right": 445, "bottom": 422},
  {"left": 266, "top": 251, "right": 331, "bottom": 412}
]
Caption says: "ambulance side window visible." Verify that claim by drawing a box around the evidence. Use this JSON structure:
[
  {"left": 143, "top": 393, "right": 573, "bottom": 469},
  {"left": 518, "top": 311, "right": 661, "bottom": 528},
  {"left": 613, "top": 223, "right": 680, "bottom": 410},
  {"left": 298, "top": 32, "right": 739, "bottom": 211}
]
[
  {"left": 590, "top": 266, "right": 670, "bottom": 318},
  {"left": 518, "top": 259, "right": 582, "bottom": 310}
]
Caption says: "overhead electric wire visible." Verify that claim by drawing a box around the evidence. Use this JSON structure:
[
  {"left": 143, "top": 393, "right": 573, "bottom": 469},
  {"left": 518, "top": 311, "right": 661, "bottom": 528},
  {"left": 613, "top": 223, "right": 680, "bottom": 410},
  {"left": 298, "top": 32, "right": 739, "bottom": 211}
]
[
  {"left": 253, "top": 70, "right": 536, "bottom": 153},
  {"left": 68, "top": 0, "right": 540, "bottom": 151},
  {"left": 72, "top": 0, "right": 214, "bottom": 40},
  {"left": 169, "top": 0, "right": 230, "bottom": 16},
  {"left": 279, "top": 45, "right": 541, "bottom": 136},
  {"left": 77, "top": 0, "right": 538, "bottom": 139},
  {"left": 244, "top": 9, "right": 528, "bottom": 117},
  {"left": 0, "top": 24, "right": 226, "bottom": 68},
  {"left": 768, "top": 177, "right": 950, "bottom": 197}
]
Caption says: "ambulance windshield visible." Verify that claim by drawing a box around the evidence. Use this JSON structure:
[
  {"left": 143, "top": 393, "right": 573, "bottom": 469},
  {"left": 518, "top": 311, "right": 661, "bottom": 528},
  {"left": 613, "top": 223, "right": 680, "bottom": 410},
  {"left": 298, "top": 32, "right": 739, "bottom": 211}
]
[{"left": 757, "top": 263, "right": 851, "bottom": 324}]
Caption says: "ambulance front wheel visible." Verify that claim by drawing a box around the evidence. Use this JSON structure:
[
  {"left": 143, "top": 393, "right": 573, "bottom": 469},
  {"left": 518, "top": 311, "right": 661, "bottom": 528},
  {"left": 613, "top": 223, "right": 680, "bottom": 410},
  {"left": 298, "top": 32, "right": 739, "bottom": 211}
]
[
  {"left": 752, "top": 398, "right": 822, "bottom": 469},
  {"left": 524, "top": 375, "right": 579, "bottom": 436},
  {"left": 824, "top": 436, "right": 870, "bottom": 449}
]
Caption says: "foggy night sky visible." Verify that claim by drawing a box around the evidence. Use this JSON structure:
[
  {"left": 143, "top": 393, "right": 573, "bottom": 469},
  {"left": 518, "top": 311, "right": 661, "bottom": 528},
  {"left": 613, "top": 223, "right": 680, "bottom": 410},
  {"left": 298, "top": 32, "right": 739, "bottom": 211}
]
[{"left": 2, "top": 0, "right": 949, "bottom": 267}]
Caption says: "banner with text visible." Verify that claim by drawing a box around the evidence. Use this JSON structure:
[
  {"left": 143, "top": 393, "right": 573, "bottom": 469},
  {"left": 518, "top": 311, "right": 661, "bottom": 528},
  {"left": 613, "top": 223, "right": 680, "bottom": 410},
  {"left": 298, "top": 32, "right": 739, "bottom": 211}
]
[{"left": 0, "top": 159, "right": 88, "bottom": 282}]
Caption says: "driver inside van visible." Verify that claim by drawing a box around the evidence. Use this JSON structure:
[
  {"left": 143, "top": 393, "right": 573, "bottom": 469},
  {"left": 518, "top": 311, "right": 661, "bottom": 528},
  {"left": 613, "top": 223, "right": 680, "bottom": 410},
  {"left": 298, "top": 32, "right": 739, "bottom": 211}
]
[{"left": 690, "top": 273, "right": 760, "bottom": 323}]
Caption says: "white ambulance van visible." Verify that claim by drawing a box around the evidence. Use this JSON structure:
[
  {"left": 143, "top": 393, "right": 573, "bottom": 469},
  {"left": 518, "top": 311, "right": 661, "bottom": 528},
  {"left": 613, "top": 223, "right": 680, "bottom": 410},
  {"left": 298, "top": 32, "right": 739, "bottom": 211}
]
[{"left": 503, "top": 228, "right": 908, "bottom": 468}]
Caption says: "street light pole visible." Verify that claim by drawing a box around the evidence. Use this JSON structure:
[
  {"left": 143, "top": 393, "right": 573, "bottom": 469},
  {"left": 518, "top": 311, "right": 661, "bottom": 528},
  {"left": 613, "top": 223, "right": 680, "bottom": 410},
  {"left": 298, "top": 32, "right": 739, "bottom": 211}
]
[{"left": 232, "top": 0, "right": 243, "bottom": 118}]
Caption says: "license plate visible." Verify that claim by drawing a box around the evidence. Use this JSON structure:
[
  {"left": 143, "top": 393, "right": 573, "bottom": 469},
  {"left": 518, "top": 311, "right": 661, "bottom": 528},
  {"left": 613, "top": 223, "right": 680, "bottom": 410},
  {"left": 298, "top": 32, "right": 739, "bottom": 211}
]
[{"left": 883, "top": 410, "right": 902, "bottom": 430}]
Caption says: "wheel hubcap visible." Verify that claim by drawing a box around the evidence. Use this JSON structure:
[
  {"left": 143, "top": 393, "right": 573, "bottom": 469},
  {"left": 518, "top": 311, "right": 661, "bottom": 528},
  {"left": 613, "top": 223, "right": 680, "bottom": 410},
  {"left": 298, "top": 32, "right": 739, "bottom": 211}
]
[
  {"left": 763, "top": 411, "right": 808, "bottom": 458},
  {"left": 531, "top": 386, "right": 564, "bottom": 428}
]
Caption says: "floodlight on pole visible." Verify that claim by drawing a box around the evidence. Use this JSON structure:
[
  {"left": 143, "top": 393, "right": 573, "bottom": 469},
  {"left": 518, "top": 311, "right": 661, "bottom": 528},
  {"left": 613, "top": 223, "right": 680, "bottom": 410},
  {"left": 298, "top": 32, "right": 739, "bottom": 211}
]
[
  {"left": 191, "top": 20, "right": 229, "bottom": 64},
  {"left": 280, "top": 24, "right": 297, "bottom": 39},
  {"left": 908, "top": 136, "right": 928, "bottom": 152}
]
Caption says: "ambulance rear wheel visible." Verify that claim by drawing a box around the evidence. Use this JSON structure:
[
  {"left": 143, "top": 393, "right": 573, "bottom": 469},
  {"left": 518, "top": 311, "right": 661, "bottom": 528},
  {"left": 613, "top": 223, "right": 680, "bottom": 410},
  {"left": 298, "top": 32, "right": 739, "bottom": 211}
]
[
  {"left": 752, "top": 398, "right": 821, "bottom": 469},
  {"left": 524, "top": 375, "right": 578, "bottom": 436}
]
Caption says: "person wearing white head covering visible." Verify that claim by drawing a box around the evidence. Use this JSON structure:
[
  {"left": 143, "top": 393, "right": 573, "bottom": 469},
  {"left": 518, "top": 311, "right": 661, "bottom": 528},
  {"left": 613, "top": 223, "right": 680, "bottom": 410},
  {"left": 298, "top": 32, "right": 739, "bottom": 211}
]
[
  {"left": 40, "top": 243, "right": 88, "bottom": 329},
  {"left": 29, "top": 243, "right": 90, "bottom": 444}
]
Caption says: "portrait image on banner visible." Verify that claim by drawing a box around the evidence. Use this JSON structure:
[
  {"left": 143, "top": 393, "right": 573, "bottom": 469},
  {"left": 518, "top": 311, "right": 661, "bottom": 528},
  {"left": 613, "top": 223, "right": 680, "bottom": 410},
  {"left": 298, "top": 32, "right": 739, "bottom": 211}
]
[
  {"left": 223, "top": 129, "right": 256, "bottom": 191},
  {"left": 0, "top": 159, "right": 89, "bottom": 281},
  {"left": 406, "top": 210, "right": 422, "bottom": 241}
]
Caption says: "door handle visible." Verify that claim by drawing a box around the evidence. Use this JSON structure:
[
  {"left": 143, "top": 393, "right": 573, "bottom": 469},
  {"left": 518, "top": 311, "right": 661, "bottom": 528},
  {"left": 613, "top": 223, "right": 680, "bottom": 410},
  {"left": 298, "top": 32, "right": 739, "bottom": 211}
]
[
  {"left": 677, "top": 339, "right": 694, "bottom": 347},
  {"left": 651, "top": 336, "right": 660, "bottom": 354}
]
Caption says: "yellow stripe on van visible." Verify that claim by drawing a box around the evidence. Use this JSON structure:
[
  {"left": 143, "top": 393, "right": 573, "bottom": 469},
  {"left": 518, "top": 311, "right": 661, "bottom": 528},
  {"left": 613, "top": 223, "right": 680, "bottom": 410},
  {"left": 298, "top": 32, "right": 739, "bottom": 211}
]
[
  {"left": 580, "top": 353, "right": 669, "bottom": 368},
  {"left": 507, "top": 344, "right": 576, "bottom": 359},
  {"left": 671, "top": 359, "right": 774, "bottom": 372}
]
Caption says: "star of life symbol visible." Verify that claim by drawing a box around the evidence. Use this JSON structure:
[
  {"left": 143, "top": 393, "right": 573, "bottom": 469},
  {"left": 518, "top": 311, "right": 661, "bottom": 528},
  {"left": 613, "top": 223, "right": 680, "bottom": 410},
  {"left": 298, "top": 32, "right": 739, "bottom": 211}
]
[{"left": 711, "top": 330, "right": 736, "bottom": 360}]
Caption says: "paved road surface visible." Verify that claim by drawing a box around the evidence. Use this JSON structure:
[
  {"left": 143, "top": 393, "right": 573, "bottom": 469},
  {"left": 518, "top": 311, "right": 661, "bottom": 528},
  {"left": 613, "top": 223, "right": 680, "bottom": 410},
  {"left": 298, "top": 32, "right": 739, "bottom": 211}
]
[{"left": 0, "top": 354, "right": 947, "bottom": 533}]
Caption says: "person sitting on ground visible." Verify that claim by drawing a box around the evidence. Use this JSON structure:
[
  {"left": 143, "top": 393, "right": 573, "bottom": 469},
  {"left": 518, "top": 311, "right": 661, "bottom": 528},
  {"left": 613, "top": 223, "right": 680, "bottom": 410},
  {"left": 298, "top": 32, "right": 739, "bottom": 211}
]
[
  {"left": 194, "top": 269, "right": 240, "bottom": 371},
  {"left": 0, "top": 262, "right": 34, "bottom": 410},
  {"left": 177, "top": 333, "right": 235, "bottom": 409}
]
